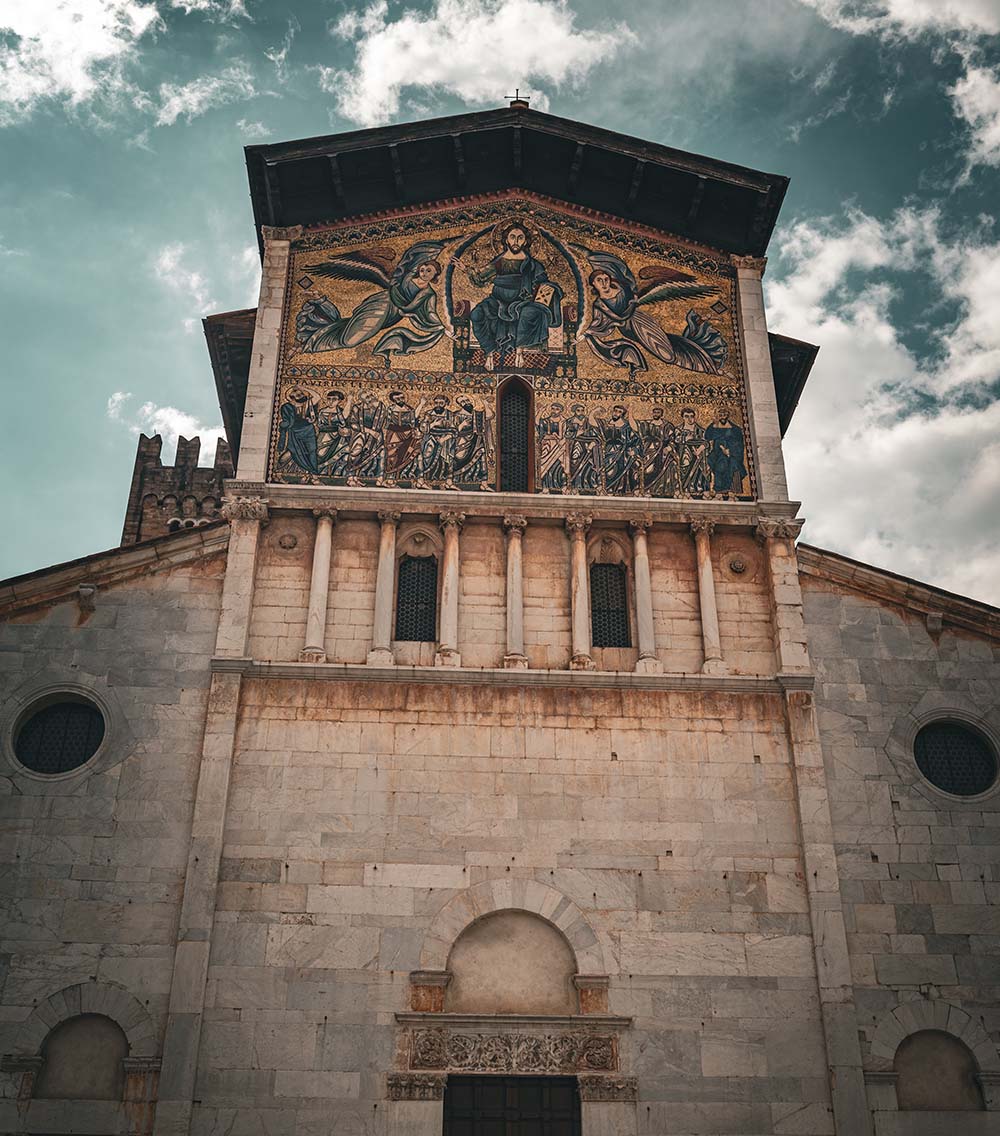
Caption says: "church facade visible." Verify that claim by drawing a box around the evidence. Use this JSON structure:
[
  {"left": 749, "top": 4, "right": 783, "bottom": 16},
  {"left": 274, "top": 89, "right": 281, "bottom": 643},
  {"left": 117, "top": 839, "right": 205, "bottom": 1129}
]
[{"left": 1, "top": 106, "right": 998, "bottom": 1136}]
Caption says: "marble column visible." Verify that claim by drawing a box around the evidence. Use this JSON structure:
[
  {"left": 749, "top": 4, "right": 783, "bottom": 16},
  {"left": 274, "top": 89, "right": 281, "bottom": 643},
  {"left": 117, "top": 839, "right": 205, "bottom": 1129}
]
[
  {"left": 367, "top": 510, "right": 400, "bottom": 666},
  {"left": 691, "top": 520, "right": 724, "bottom": 675},
  {"left": 435, "top": 511, "right": 464, "bottom": 667},
  {"left": 300, "top": 508, "right": 336, "bottom": 663},
  {"left": 630, "top": 517, "right": 662, "bottom": 674},
  {"left": 503, "top": 515, "right": 529, "bottom": 669},
  {"left": 566, "top": 512, "right": 594, "bottom": 670}
]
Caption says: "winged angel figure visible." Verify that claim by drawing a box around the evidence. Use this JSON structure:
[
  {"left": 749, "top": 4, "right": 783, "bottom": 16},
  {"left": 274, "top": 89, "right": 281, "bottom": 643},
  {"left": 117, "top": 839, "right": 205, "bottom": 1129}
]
[
  {"left": 295, "top": 240, "right": 450, "bottom": 360},
  {"left": 573, "top": 246, "right": 728, "bottom": 376}
]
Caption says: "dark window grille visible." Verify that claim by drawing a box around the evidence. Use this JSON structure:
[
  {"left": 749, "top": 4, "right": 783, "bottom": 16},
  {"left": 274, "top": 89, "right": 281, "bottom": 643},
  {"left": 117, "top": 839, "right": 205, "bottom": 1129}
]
[
  {"left": 15, "top": 699, "right": 105, "bottom": 775},
  {"left": 395, "top": 555, "right": 438, "bottom": 642},
  {"left": 444, "top": 1075, "right": 581, "bottom": 1135},
  {"left": 590, "top": 562, "right": 631, "bottom": 648},
  {"left": 913, "top": 721, "right": 997, "bottom": 796},
  {"left": 499, "top": 381, "right": 531, "bottom": 492}
]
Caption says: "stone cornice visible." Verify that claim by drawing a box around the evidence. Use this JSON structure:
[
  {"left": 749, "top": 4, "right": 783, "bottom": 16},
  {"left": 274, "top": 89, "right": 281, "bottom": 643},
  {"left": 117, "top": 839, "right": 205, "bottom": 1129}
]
[
  {"left": 798, "top": 543, "right": 1000, "bottom": 642},
  {"left": 395, "top": 1013, "right": 633, "bottom": 1029},
  {"left": 211, "top": 656, "right": 813, "bottom": 694},
  {"left": 224, "top": 480, "right": 802, "bottom": 529},
  {"left": 0, "top": 525, "right": 229, "bottom": 619}
]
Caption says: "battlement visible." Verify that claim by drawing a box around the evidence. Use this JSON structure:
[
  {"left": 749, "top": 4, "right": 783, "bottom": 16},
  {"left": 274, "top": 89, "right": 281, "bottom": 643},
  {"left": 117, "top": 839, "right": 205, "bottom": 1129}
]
[{"left": 121, "top": 433, "right": 234, "bottom": 546}]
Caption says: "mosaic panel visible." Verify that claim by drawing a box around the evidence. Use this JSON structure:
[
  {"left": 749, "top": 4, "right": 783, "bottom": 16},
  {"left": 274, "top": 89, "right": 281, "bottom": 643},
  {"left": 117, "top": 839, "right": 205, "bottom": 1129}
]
[{"left": 270, "top": 195, "right": 755, "bottom": 499}]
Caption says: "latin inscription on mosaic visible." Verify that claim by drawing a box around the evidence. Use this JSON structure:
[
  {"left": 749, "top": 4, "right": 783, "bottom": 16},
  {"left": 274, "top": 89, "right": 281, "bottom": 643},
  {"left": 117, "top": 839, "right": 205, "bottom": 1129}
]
[{"left": 270, "top": 195, "right": 754, "bottom": 499}]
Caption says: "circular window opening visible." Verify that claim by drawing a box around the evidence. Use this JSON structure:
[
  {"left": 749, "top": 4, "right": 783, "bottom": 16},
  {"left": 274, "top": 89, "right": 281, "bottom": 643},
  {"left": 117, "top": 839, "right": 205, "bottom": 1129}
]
[
  {"left": 14, "top": 696, "right": 105, "bottom": 775},
  {"left": 913, "top": 721, "right": 998, "bottom": 797}
]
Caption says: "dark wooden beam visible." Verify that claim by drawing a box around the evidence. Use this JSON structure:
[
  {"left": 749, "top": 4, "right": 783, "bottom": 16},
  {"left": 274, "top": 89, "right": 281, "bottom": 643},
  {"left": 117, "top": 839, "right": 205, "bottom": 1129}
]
[
  {"left": 263, "top": 162, "right": 282, "bottom": 225},
  {"left": 626, "top": 158, "right": 645, "bottom": 211},
  {"left": 567, "top": 143, "right": 585, "bottom": 197},
  {"left": 686, "top": 176, "right": 706, "bottom": 227},
  {"left": 452, "top": 133, "right": 466, "bottom": 188},
  {"left": 327, "top": 155, "right": 345, "bottom": 209},
  {"left": 388, "top": 143, "right": 405, "bottom": 201}
]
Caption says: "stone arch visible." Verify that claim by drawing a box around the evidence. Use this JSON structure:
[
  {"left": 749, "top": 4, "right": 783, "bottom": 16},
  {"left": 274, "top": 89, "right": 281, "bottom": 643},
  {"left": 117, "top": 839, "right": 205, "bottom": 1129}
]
[
  {"left": 870, "top": 999, "right": 999, "bottom": 1072},
  {"left": 420, "top": 879, "right": 607, "bottom": 975},
  {"left": 14, "top": 981, "right": 157, "bottom": 1058}
]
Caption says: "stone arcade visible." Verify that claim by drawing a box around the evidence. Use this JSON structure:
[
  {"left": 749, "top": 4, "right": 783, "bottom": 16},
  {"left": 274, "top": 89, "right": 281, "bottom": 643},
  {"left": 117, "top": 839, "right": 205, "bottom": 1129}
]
[{"left": 2, "top": 105, "right": 999, "bottom": 1136}]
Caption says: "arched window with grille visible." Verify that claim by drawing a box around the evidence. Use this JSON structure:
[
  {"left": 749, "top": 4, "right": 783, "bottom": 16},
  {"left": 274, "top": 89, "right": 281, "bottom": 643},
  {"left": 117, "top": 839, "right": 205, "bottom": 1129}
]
[
  {"left": 395, "top": 554, "right": 438, "bottom": 642},
  {"left": 498, "top": 378, "right": 532, "bottom": 492},
  {"left": 590, "top": 561, "right": 631, "bottom": 648}
]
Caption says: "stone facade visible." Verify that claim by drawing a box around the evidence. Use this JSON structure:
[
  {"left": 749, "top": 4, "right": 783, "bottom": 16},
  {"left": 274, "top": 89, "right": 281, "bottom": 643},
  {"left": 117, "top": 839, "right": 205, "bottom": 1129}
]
[{"left": 1, "top": 112, "right": 999, "bottom": 1136}]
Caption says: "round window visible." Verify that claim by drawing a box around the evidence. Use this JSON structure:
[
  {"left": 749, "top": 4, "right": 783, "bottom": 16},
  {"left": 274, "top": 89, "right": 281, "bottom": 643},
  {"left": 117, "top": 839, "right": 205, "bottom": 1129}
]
[
  {"left": 14, "top": 696, "right": 106, "bottom": 775},
  {"left": 913, "top": 721, "right": 998, "bottom": 797}
]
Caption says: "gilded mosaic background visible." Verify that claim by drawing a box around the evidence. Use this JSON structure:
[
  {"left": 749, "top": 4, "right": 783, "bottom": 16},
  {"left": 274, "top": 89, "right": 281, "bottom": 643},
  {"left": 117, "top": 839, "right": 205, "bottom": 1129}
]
[{"left": 269, "top": 195, "right": 754, "bottom": 499}]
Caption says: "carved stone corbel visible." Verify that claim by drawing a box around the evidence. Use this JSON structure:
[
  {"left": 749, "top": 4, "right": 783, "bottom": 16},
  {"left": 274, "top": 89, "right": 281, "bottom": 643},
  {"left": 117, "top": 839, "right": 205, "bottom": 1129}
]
[
  {"left": 387, "top": 1072, "right": 447, "bottom": 1101},
  {"left": 221, "top": 496, "right": 269, "bottom": 523},
  {"left": 578, "top": 1075, "right": 638, "bottom": 1102},
  {"left": 755, "top": 517, "right": 803, "bottom": 544},
  {"left": 261, "top": 224, "right": 305, "bottom": 243},
  {"left": 730, "top": 254, "right": 767, "bottom": 275}
]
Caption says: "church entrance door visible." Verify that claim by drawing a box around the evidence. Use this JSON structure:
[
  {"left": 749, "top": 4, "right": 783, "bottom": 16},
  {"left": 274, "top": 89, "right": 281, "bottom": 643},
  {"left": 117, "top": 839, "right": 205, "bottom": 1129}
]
[{"left": 443, "top": 1075, "right": 581, "bottom": 1135}]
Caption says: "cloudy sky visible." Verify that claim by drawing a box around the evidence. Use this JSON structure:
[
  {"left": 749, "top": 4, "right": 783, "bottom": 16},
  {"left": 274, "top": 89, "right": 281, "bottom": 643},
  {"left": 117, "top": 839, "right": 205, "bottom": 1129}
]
[{"left": 2, "top": 0, "right": 999, "bottom": 604}]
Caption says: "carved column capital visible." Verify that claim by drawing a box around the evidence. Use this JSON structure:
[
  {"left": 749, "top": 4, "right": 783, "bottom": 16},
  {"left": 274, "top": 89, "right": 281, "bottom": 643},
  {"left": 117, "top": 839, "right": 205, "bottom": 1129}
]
[
  {"left": 689, "top": 519, "right": 715, "bottom": 538},
  {"left": 565, "top": 512, "right": 593, "bottom": 536},
  {"left": 439, "top": 511, "right": 466, "bottom": 532},
  {"left": 261, "top": 224, "right": 305, "bottom": 243},
  {"left": 629, "top": 515, "right": 653, "bottom": 537},
  {"left": 387, "top": 1072, "right": 447, "bottom": 1101},
  {"left": 578, "top": 1075, "right": 638, "bottom": 1103},
  {"left": 377, "top": 509, "right": 402, "bottom": 527},
  {"left": 221, "top": 495, "right": 269, "bottom": 523},
  {"left": 503, "top": 514, "right": 528, "bottom": 534},
  {"left": 755, "top": 517, "right": 803, "bottom": 544},
  {"left": 312, "top": 507, "right": 337, "bottom": 522},
  {"left": 730, "top": 253, "right": 767, "bottom": 275}
]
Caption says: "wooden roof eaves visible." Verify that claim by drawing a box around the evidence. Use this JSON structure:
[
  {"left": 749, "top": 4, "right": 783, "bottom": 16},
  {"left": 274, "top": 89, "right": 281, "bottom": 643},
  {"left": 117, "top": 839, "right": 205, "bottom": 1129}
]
[
  {"left": 798, "top": 543, "right": 1000, "bottom": 642},
  {"left": 0, "top": 524, "right": 229, "bottom": 620}
]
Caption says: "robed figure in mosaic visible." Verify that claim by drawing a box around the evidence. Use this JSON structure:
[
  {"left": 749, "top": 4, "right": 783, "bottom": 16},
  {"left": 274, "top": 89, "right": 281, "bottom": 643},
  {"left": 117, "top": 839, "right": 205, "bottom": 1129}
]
[
  {"left": 295, "top": 241, "right": 448, "bottom": 361},
  {"left": 574, "top": 247, "right": 727, "bottom": 377}
]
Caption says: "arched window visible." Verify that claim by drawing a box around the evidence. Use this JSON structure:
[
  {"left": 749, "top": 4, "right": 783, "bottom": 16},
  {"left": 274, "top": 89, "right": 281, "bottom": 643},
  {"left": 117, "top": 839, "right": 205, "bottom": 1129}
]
[
  {"left": 895, "top": 1030, "right": 984, "bottom": 1111},
  {"left": 498, "top": 379, "right": 532, "bottom": 492},
  {"left": 590, "top": 562, "right": 631, "bottom": 648},
  {"left": 34, "top": 1014, "right": 129, "bottom": 1100},
  {"left": 395, "top": 554, "right": 438, "bottom": 642}
]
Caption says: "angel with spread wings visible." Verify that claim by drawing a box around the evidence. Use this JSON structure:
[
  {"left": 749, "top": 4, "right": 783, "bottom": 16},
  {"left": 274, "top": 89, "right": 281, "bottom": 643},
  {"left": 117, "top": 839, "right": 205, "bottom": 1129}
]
[
  {"left": 572, "top": 246, "right": 728, "bottom": 376},
  {"left": 295, "top": 240, "right": 451, "bottom": 360}
]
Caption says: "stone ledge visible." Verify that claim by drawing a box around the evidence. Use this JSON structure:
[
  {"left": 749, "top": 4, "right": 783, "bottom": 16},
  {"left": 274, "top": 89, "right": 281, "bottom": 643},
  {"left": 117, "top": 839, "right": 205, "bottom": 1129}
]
[
  {"left": 211, "top": 656, "right": 814, "bottom": 694},
  {"left": 396, "top": 1014, "right": 632, "bottom": 1028}
]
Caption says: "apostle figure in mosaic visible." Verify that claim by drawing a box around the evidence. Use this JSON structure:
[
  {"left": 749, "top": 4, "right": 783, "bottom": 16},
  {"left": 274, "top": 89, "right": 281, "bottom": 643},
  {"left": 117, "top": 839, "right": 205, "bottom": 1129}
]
[
  {"left": 452, "top": 222, "right": 550, "bottom": 371},
  {"left": 705, "top": 409, "right": 747, "bottom": 495},
  {"left": 565, "top": 403, "right": 602, "bottom": 493},
  {"left": 382, "top": 390, "right": 424, "bottom": 481},
  {"left": 419, "top": 395, "right": 457, "bottom": 483},
  {"left": 640, "top": 406, "right": 679, "bottom": 497},
  {"left": 453, "top": 398, "right": 493, "bottom": 485},
  {"left": 537, "top": 402, "right": 569, "bottom": 492},
  {"left": 316, "top": 390, "right": 353, "bottom": 475},
  {"left": 343, "top": 394, "right": 386, "bottom": 482},
  {"left": 277, "top": 387, "right": 320, "bottom": 476},
  {"left": 573, "top": 246, "right": 727, "bottom": 377},
  {"left": 295, "top": 240, "right": 448, "bottom": 360},
  {"left": 676, "top": 407, "right": 711, "bottom": 496},
  {"left": 597, "top": 405, "right": 644, "bottom": 495}
]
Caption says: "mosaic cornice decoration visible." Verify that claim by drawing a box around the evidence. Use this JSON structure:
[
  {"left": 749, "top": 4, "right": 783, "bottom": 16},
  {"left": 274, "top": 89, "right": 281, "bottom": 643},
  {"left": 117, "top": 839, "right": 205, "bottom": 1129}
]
[{"left": 270, "top": 194, "right": 756, "bottom": 501}]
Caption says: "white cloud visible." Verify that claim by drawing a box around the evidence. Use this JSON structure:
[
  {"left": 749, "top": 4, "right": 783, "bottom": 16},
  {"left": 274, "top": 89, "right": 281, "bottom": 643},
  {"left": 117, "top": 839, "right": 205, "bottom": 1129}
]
[
  {"left": 265, "top": 17, "right": 298, "bottom": 82},
  {"left": 155, "top": 61, "right": 255, "bottom": 126},
  {"left": 168, "top": 0, "right": 248, "bottom": 18},
  {"left": 797, "top": 0, "right": 1000, "bottom": 39},
  {"left": 153, "top": 242, "right": 217, "bottom": 330},
  {"left": 0, "top": 0, "right": 158, "bottom": 125},
  {"left": 326, "top": 0, "right": 635, "bottom": 127},
  {"left": 769, "top": 206, "right": 1000, "bottom": 604},
  {"left": 230, "top": 243, "right": 261, "bottom": 307},
  {"left": 236, "top": 116, "right": 270, "bottom": 136},
  {"left": 949, "top": 61, "right": 1000, "bottom": 174},
  {"left": 107, "top": 391, "right": 226, "bottom": 458}
]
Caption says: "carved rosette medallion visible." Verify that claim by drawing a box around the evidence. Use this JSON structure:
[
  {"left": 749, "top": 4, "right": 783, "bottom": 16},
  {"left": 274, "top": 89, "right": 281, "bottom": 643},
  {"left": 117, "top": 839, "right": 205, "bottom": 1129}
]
[
  {"left": 387, "top": 1072, "right": 447, "bottom": 1101},
  {"left": 409, "top": 1030, "right": 617, "bottom": 1075}
]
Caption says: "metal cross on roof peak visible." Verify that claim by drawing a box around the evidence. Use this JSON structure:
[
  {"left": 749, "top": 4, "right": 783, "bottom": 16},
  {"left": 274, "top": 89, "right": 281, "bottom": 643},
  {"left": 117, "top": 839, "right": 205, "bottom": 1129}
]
[{"left": 506, "top": 89, "right": 531, "bottom": 108}]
